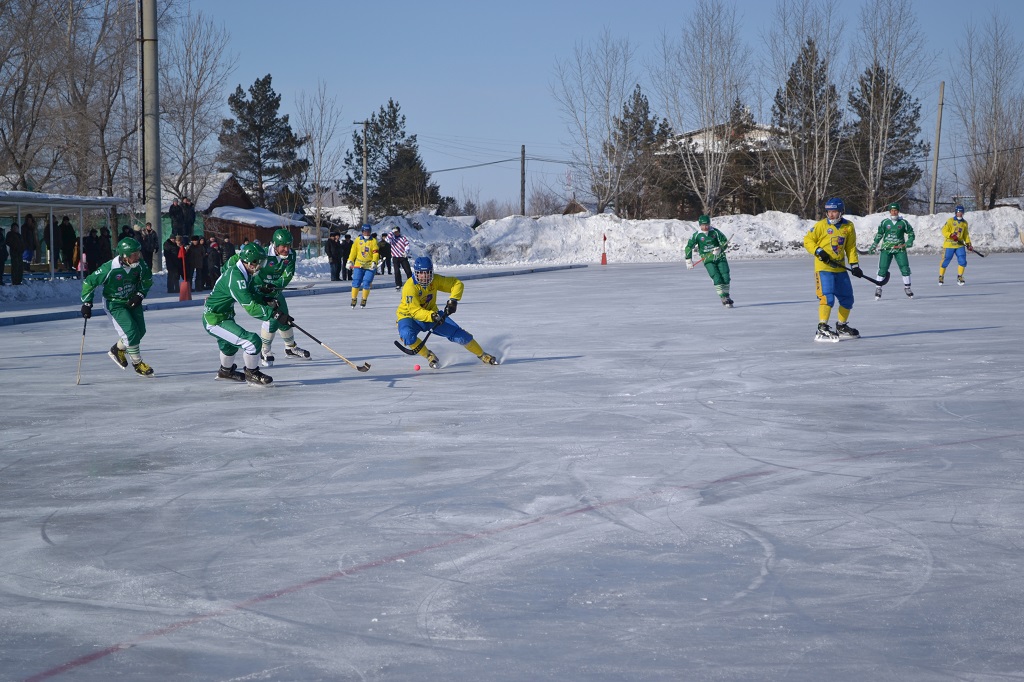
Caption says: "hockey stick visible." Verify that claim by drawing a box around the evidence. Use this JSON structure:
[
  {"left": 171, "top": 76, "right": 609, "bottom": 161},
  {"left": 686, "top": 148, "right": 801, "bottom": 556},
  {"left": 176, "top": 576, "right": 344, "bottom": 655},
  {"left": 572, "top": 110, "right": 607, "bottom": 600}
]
[
  {"left": 394, "top": 313, "right": 447, "bottom": 355},
  {"left": 75, "top": 317, "right": 88, "bottom": 385},
  {"left": 844, "top": 264, "right": 890, "bottom": 286},
  {"left": 289, "top": 321, "right": 370, "bottom": 372},
  {"left": 968, "top": 247, "right": 986, "bottom": 258}
]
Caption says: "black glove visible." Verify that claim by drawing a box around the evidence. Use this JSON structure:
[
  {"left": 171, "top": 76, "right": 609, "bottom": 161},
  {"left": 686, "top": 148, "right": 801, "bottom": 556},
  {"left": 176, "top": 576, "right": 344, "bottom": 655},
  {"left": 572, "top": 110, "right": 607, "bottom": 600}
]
[
  {"left": 850, "top": 265, "right": 863, "bottom": 278},
  {"left": 431, "top": 311, "right": 443, "bottom": 324},
  {"left": 444, "top": 298, "right": 458, "bottom": 316},
  {"left": 266, "top": 297, "right": 279, "bottom": 310},
  {"left": 258, "top": 284, "right": 277, "bottom": 296},
  {"left": 272, "top": 310, "right": 293, "bottom": 326},
  {"left": 815, "top": 248, "right": 837, "bottom": 266},
  {"left": 80, "top": 302, "right": 92, "bottom": 319},
  {"left": 127, "top": 292, "right": 144, "bottom": 309}
]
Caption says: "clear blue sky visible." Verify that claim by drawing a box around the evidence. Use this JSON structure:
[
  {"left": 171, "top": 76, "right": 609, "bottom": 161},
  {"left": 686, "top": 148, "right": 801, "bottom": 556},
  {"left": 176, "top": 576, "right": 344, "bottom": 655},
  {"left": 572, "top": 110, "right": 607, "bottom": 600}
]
[{"left": 196, "top": 0, "right": 1023, "bottom": 207}]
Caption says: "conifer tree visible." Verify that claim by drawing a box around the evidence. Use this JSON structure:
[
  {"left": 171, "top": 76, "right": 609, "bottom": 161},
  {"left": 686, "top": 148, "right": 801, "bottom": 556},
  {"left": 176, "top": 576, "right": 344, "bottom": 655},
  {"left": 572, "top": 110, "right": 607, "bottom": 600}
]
[
  {"left": 217, "top": 74, "right": 308, "bottom": 209},
  {"left": 603, "top": 85, "right": 672, "bottom": 219}
]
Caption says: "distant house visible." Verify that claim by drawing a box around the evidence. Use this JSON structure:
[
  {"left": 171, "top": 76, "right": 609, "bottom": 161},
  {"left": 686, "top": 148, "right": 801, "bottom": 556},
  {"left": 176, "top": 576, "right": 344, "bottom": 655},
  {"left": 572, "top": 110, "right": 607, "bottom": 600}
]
[{"left": 203, "top": 206, "right": 304, "bottom": 247}]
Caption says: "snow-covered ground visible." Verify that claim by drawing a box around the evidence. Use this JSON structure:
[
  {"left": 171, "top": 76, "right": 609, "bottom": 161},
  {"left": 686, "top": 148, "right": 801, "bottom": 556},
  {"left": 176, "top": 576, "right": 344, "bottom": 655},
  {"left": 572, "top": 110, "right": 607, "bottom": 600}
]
[
  {"left": 4, "top": 208, "right": 1022, "bottom": 308},
  {"left": 2, "top": 255, "right": 1023, "bottom": 681}
]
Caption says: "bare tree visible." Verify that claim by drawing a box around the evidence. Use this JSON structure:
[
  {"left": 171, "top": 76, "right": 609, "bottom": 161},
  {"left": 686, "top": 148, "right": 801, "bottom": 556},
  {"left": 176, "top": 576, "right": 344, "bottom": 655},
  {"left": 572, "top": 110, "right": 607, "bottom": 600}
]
[
  {"left": 161, "top": 9, "right": 236, "bottom": 202},
  {"left": 295, "top": 79, "right": 345, "bottom": 252},
  {"left": 949, "top": 12, "right": 1024, "bottom": 209},
  {"left": 844, "top": 0, "right": 933, "bottom": 213},
  {"left": 528, "top": 183, "right": 565, "bottom": 216},
  {"left": 0, "top": 0, "right": 64, "bottom": 190},
  {"left": 552, "top": 28, "right": 637, "bottom": 213},
  {"left": 759, "top": 0, "right": 847, "bottom": 218},
  {"left": 651, "top": 0, "right": 750, "bottom": 215}
]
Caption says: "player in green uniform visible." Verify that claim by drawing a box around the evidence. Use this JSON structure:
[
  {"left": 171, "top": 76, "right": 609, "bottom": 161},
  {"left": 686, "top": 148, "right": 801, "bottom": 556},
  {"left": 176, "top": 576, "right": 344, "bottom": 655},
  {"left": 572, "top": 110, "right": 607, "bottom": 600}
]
[
  {"left": 255, "top": 228, "right": 309, "bottom": 366},
  {"left": 79, "top": 237, "right": 155, "bottom": 376},
  {"left": 203, "top": 242, "right": 290, "bottom": 385},
  {"left": 684, "top": 215, "right": 733, "bottom": 307},
  {"left": 869, "top": 202, "right": 916, "bottom": 299}
]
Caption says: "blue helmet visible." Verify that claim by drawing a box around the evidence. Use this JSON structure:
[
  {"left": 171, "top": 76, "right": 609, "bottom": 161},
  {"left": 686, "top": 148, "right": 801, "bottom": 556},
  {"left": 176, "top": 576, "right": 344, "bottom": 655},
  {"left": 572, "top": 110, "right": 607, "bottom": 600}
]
[
  {"left": 955, "top": 204, "right": 965, "bottom": 214},
  {"left": 413, "top": 256, "right": 433, "bottom": 286},
  {"left": 824, "top": 197, "right": 845, "bottom": 214}
]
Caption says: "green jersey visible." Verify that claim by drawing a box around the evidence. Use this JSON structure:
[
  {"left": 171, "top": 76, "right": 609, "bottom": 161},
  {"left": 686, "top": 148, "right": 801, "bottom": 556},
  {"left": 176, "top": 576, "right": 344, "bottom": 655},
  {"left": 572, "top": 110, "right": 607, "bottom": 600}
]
[
  {"left": 80, "top": 256, "right": 153, "bottom": 305},
  {"left": 871, "top": 217, "right": 915, "bottom": 251},
  {"left": 684, "top": 227, "right": 729, "bottom": 261},
  {"left": 203, "top": 259, "right": 276, "bottom": 326},
  {"left": 221, "top": 249, "right": 294, "bottom": 290}
]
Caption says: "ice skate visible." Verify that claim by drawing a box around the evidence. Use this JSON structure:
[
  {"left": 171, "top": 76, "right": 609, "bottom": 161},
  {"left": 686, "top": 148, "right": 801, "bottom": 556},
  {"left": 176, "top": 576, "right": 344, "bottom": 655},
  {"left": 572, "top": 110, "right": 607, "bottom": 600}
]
[
  {"left": 836, "top": 322, "right": 860, "bottom": 339},
  {"left": 957, "top": 275, "right": 965, "bottom": 286},
  {"left": 108, "top": 343, "right": 128, "bottom": 369},
  {"left": 216, "top": 364, "right": 245, "bottom": 382},
  {"left": 904, "top": 286, "right": 914, "bottom": 298},
  {"left": 815, "top": 322, "right": 839, "bottom": 343},
  {"left": 350, "top": 298, "right": 357, "bottom": 308},
  {"left": 874, "top": 286, "right": 882, "bottom": 300},
  {"left": 260, "top": 349, "right": 275, "bottom": 367},
  {"left": 284, "top": 345, "right": 311, "bottom": 360},
  {"left": 426, "top": 350, "right": 440, "bottom": 369},
  {"left": 721, "top": 297, "right": 733, "bottom": 308},
  {"left": 938, "top": 275, "right": 944, "bottom": 285},
  {"left": 360, "top": 299, "right": 367, "bottom": 308},
  {"left": 132, "top": 360, "right": 154, "bottom": 376},
  {"left": 479, "top": 353, "right": 499, "bottom": 365},
  {"left": 245, "top": 366, "right": 273, "bottom": 386}
]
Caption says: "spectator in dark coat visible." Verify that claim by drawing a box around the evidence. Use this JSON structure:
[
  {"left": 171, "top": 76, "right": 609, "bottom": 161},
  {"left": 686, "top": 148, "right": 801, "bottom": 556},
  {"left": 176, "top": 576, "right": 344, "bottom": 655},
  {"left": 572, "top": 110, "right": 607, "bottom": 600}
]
[
  {"left": 206, "top": 238, "right": 223, "bottom": 287},
  {"left": 21, "top": 214, "right": 37, "bottom": 268},
  {"left": 0, "top": 226, "right": 8, "bottom": 285},
  {"left": 221, "top": 237, "right": 236, "bottom": 261},
  {"left": 377, "top": 234, "right": 392, "bottom": 274},
  {"left": 98, "top": 227, "right": 114, "bottom": 265},
  {"left": 42, "top": 216, "right": 61, "bottom": 269},
  {"left": 6, "top": 224, "right": 25, "bottom": 284},
  {"left": 185, "top": 235, "right": 204, "bottom": 291},
  {"left": 163, "top": 236, "right": 180, "bottom": 292},
  {"left": 181, "top": 197, "right": 197, "bottom": 237},
  {"left": 140, "top": 222, "right": 158, "bottom": 270},
  {"left": 168, "top": 198, "right": 185, "bottom": 237},
  {"left": 59, "top": 216, "right": 77, "bottom": 271},
  {"left": 340, "top": 233, "right": 354, "bottom": 280},
  {"left": 83, "top": 229, "right": 101, "bottom": 274},
  {"left": 325, "top": 231, "right": 343, "bottom": 281}
]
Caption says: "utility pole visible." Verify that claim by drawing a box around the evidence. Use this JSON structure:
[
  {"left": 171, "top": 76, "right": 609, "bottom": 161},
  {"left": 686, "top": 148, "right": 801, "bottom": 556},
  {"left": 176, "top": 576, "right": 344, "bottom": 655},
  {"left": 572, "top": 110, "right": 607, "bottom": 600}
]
[
  {"left": 141, "top": 0, "right": 162, "bottom": 269},
  {"left": 520, "top": 145, "right": 526, "bottom": 216},
  {"left": 354, "top": 119, "right": 369, "bottom": 225},
  {"left": 929, "top": 81, "right": 944, "bottom": 216}
]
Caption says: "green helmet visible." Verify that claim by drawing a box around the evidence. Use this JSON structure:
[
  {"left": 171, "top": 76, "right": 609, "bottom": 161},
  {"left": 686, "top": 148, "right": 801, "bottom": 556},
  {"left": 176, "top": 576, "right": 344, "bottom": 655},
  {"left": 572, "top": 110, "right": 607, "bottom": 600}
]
[
  {"left": 116, "top": 237, "right": 141, "bottom": 257},
  {"left": 888, "top": 202, "right": 900, "bottom": 211},
  {"left": 698, "top": 215, "right": 711, "bottom": 225},
  {"left": 272, "top": 228, "right": 292, "bottom": 247},
  {"left": 238, "top": 242, "right": 266, "bottom": 264}
]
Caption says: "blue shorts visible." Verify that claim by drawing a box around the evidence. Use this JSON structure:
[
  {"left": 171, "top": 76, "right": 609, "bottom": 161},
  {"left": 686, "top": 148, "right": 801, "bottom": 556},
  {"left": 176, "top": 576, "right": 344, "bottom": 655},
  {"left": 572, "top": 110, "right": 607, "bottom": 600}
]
[
  {"left": 816, "top": 270, "right": 854, "bottom": 309},
  {"left": 398, "top": 316, "right": 472, "bottom": 346},
  {"left": 352, "top": 267, "right": 376, "bottom": 289},
  {"left": 942, "top": 247, "right": 967, "bottom": 268}
]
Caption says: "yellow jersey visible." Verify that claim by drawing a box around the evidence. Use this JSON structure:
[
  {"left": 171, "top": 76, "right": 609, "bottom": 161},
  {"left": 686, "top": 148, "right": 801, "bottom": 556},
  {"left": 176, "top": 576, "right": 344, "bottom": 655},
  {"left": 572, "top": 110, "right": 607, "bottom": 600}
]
[
  {"left": 396, "top": 274, "right": 464, "bottom": 323},
  {"left": 942, "top": 217, "right": 971, "bottom": 248},
  {"left": 347, "top": 236, "right": 378, "bottom": 269},
  {"left": 803, "top": 217, "right": 859, "bottom": 273}
]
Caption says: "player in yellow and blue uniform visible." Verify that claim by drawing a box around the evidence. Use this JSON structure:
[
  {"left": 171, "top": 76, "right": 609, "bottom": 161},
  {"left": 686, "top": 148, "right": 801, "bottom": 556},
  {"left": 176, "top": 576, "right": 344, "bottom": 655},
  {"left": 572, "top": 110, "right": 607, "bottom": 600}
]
[
  {"left": 347, "top": 224, "right": 379, "bottom": 308},
  {"left": 396, "top": 256, "right": 498, "bottom": 368},
  {"left": 803, "top": 197, "right": 862, "bottom": 342},
  {"left": 939, "top": 205, "right": 973, "bottom": 285}
]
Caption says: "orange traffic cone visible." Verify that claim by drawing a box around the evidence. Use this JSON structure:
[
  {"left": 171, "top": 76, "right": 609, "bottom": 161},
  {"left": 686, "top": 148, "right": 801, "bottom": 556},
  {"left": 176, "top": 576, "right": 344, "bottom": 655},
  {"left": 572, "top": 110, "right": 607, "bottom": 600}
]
[{"left": 601, "top": 233, "right": 608, "bottom": 265}]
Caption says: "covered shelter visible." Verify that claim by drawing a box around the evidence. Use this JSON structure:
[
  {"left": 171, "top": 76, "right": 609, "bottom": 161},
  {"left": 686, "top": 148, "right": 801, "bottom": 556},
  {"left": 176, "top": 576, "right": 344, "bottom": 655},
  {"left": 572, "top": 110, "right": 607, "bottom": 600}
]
[
  {"left": 0, "top": 191, "right": 128, "bottom": 280},
  {"left": 202, "top": 206, "right": 305, "bottom": 250}
]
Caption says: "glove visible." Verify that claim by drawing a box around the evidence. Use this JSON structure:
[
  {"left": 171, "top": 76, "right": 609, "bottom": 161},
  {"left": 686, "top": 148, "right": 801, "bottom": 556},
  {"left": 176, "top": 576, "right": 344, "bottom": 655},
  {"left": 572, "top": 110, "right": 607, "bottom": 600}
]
[
  {"left": 850, "top": 265, "right": 863, "bottom": 278},
  {"left": 905, "top": 240, "right": 914, "bottom": 249},
  {"left": 266, "top": 297, "right": 279, "bottom": 310},
  {"left": 80, "top": 302, "right": 92, "bottom": 319},
  {"left": 272, "top": 310, "right": 293, "bottom": 326},
  {"left": 444, "top": 298, "right": 458, "bottom": 316},
  {"left": 431, "top": 311, "right": 443, "bottom": 324},
  {"left": 127, "top": 293, "right": 144, "bottom": 309},
  {"left": 868, "top": 246, "right": 877, "bottom": 255},
  {"left": 685, "top": 259, "right": 694, "bottom": 270},
  {"left": 966, "top": 243, "right": 974, "bottom": 251},
  {"left": 346, "top": 261, "right": 354, "bottom": 269},
  {"left": 815, "top": 248, "right": 837, "bottom": 266},
  {"left": 258, "top": 284, "right": 276, "bottom": 296},
  {"left": 711, "top": 247, "right": 722, "bottom": 257}
]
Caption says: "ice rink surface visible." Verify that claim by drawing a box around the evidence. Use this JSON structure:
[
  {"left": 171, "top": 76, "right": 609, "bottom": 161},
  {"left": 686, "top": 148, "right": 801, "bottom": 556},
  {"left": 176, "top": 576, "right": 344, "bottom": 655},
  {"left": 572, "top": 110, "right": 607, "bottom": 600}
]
[{"left": 2, "top": 256, "right": 1023, "bottom": 681}]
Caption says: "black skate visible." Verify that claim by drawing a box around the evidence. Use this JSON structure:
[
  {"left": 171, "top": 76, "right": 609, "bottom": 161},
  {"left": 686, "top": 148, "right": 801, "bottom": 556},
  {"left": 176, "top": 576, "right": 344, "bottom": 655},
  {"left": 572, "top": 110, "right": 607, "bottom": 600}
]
[
  {"left": 815, "top": 322, "right": 839, "bottom": 343},
  {"left": 874, "top": 286, "right": 882, "bottom": 300},
  {"left": 938, "top": 275, "right": 944, "bottom": 285},
  {"left": 350, "top": 298, "right": 357, "bottom": 308},
  {"left": 245, "top": 367, "right": 273, "bottom": 386},
  {"left": 426, "top": 350, "right": 440, "bottom": 369},
  {"left": 108, "top": 343, "right": 128, "bottom": 369},
  {"left": 957, "top": 275, "right": 965, "bottom": 286},
  {"left": 260, "top": 349, "right": 275, "bottom": 367},
  {"left": 285, "top": 345, "right": 311, "bottom": 359},
  {"left": 904, "top": 286, "right": 914, "bottom": 298},
  {"left": 721, "top": 297, "right": 734, "bottom": 308},
  {"left": 360, "top": 299, "right": 367, "bottom": 308},
  {"left": 132, "top": 360, "right": 155, "bottom": 376},
  {"left": 836, "top": 322, "right": 860, "bottom": 339},
  {"left": 216, "top": 364, "right": 245, "bottom": 382}
]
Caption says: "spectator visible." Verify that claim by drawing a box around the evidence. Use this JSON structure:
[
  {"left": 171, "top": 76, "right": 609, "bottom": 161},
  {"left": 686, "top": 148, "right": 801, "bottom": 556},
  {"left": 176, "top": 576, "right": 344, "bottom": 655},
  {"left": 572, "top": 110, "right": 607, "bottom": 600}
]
[
  {"left": 386, "top": 226, "right": 412, "bottom": 289},
  {"left": 83, "top": 229, "right": 101, "bottom": 275},
  {"left": 22, "top": 214, "right": 38, "bottom": 268},
  {"left": 325, "top": 231, "right": 343, "bottom": 281},
  {"left": 198, "top": 236, "right": 211, "bottom": 290},
  {"left": 6, "top": 224, "right": 24, "bottom": 284},
  {"left": 98, "top": 227, "right": 114, "bottom": 265},
  {"left": 339, "top": 232, "right": 353, "bottom": 280},
  {"left": 140, "top": 222, "right": 158, "bottom": 270},
  {"left": 377, "top": 232, "right": 392, "bottom": 274},
  {"left": 119, "top": 225, "right": 134, "bottom": 242},
  {"left": 168, "top": 198, "right": 185, "bottom": 237},
  {"left": 221, "top": 236, "right": 236, "bottom": 261},
  {"left": 0, "top": 226, "right": 7, "bottom": 285},
  {"left": 163, "top": 235, "right": 181, "bottom": 293},
  {"left": 206, "top": 238, "right": 223, "bottom": 288},
  {"left": 59, "top": 216, "right": 77, "bottom": 271},
  {"left": 186, "top": 235, "right": 204, "bottom": 291},
  {"left": 181, "top": 197, "right": 197, "bottom": 237},
  {"left": 42, "top": 216, "right": 61, "bottom": 270}
]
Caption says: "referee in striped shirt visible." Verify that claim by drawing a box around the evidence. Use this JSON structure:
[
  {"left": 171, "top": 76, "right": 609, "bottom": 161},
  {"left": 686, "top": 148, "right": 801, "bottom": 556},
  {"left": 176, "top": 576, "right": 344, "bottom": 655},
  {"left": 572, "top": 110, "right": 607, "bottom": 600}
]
[{"left": 386, "top": 226, "right": 413, "bottom": 289}]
